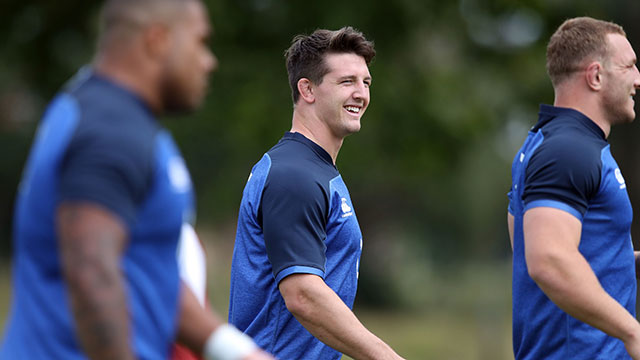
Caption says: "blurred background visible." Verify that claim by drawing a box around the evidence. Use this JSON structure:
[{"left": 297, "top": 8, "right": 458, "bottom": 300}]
[{"left": 2, "top": 0, "right": 640, "bottom": 358}]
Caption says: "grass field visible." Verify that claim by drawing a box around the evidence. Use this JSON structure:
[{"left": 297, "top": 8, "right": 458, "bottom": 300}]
[{"left": 0, "top": 227, "right": 513, "bottom": 359}]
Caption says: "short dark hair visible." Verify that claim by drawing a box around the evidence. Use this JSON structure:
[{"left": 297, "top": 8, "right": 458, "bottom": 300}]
[
  {"left": 284, "top": 26, "right": 375, "bottom": 104},
  {"left": 547, "top": 17, "right": 625, "bottom": 87}
]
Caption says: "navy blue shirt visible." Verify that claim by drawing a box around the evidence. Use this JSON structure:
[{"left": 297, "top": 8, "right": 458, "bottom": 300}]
[
  {"left": 229, "top": 132, "right": 363, "bottom": 359},
  {"left": 0, "top": 70, "right": 195, "bottom": 359},
  {"left": 508, "top": 104, "right": 635, "bottom": 359}
]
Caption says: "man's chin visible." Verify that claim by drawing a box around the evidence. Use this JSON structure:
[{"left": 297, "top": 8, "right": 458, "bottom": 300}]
[
  {"left": 163, "top": 98, "right": 201, "bottom": 115},
  {"left": 623, "top": 109, "right": 636, "bottom": 123},
  {"left": 345, "top": 121, "right": 361, "bottom": 134}
]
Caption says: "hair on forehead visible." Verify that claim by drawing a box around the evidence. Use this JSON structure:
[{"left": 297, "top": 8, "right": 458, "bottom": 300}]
[{"left": 98, "top": 0, "right": 197, "bottom": 46}]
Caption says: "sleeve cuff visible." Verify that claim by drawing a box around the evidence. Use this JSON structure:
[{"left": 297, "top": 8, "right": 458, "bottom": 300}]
[
  {"left": 524, "top": 199, "right": 583, "bottom": 221},
  {"left": 275, "top": 265, "right": 325, "bottom": 284}
]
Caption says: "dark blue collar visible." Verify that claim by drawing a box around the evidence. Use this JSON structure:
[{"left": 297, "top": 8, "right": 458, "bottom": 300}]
[
  {"left": 283, "top": 132, "right": 335, "bottom": 166},
  {"left": 536, "top": 104, "right": 606, "bottom": 140},
  {"left": 66, "top": 66, "right": 155, "bottom": 118}
]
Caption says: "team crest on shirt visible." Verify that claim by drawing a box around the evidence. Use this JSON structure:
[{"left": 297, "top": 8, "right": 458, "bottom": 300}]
[
  {"left": 341, "top": 197, "right": 353, "bottom": 218},
  {"left": 615, "top": 168, "right": 626, "bottom": 189},
  {"left": 168, "top": 156, "right": 192, "bottom": 193}
]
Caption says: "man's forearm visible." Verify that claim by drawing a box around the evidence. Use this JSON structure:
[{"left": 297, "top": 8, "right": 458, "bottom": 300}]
[
  {"left": 175, "top": 283, "right": 222, "bottom": 353},
  {"left": 64, "top": 255, "right": 134, "bottom": 360},
  {"left": 280, "top": 274, "right": 402, "bottom": 360},
  {"left": 58, "top": 203, "right": 134, "bottom": 360}
]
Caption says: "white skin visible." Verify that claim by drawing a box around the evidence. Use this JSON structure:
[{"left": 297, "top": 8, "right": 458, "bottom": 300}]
[
  {"left": 600, "top": 34, "right": 640, "bottom": 127},
  {"left": 290, "top": 52, "right": 371, "bottom": 163},
  {"left": 279, "top": 52, "right": 404, "bottom": 360},
  {"left": 508, "top": 33, "right": 640, "bottom": 359}
]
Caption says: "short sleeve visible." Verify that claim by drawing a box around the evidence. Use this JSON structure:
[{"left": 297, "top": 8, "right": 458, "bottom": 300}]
[
  {"left": 58, "top": 121, "right": 153, "bottom": 228},
  {"left": 261, "top": 165, "right": 328, "bottom": 283},
  {"left": 523, "top": 135, "right": 602, "bottom": 219}
]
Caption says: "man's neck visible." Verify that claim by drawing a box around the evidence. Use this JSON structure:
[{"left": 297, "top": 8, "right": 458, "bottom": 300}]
[
  {"left": 554, "top": 88, "right": 610, "bottom": 138},
  {"left": 290, "top": 110, "right": 343, "bottom": 164},
  {"left": 93, "top": 52, "right": 162, "bottom": 114}
]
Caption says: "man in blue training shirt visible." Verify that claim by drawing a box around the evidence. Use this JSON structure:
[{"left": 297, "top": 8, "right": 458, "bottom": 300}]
[
  {"left": 229, "top": 27, "right": 404, "bottom": 359},
  {"left": 508, "top": 17, "right": 640, "bottom": 359},
  {"left": 0, "top": 1, "right": 272, "bottom": 359}
]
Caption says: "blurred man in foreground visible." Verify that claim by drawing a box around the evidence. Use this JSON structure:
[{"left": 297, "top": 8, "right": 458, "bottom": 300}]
[
  {"left": 229, "top": 27, "right": 404, "bottom": 359},
  {"left": 508, "top": 16, "right": 640, "bottom": 359},
  {"left": 0, "top": 0, "right": 271, "bottom": 359}
]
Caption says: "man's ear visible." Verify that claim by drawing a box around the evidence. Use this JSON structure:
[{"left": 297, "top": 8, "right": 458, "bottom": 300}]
[
  {"left": 585, "top": 61, "right": 603, "bottom": 91},
  {"left": 143, "top": 23, "right": 171, "bottom": 60},
  {"left": 297, "top": 78, "right": 315, "bottom": 104}
]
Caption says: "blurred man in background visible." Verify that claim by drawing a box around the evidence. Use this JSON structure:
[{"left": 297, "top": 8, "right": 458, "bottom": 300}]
[
  {"left": 0, "top": 0, "right": 271, "bottom": 359},
  {"left": 228, "top": 27, "right": 404, "bottom": 359},
  {"left": 508, "top": 16, "right": 640, "bottom": 359}
]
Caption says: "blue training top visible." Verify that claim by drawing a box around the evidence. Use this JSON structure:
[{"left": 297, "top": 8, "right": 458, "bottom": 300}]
[
  {"left": 0, "top": 70, "right": 195, "bottom": 359},
  {"left": 229, "top": 132, "right": 363, "bottom": 359},
  {"left": 508, "top": 104, "right": 636, "bottom": 360}
]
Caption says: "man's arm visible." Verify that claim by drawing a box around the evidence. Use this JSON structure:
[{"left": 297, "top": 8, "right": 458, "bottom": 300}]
[
  {"left": 175, "top": 282, "right": 221, "bottom": 352},
  {"left": 57, "top": 202, "right": 135, "bottom": 360},
  {"left": 507, "top": 213, "right": 514, "bottom": 251},
  {"left": 279, "top": 273, "right": 403, "bottom": 360},
  {"left": 174, "top": 283, "right": 273, "bottom": 360},
  {"left": 523, "top": 207, "right": 640, "bottom": 358}
]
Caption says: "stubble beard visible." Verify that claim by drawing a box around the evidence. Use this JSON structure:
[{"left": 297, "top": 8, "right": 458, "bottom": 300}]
[{"left": 602, "top": 85, "right": 635, "bottom": 126}]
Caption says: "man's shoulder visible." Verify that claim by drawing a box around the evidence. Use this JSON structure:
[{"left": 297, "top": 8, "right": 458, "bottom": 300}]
[
  {"left": 539, "top": 113, "right": 606, "bottom": 149},
  {"left": 65, "top": 80, "right": 157, "bottom": 151},
  {"left": 67, "top": 73, "right": 157, "bottom": 134},
  {"left": 266, "top": 144, "right": 337, "bottom": 191},
  {"left": 527, "top": 135, "right": 603, "bottom": 184},
  {"left": 533, "top": 119, "right": 606, "bottom": 168},
  {"left": 57, "top": 76, "right": 162, "bottom": 193}
]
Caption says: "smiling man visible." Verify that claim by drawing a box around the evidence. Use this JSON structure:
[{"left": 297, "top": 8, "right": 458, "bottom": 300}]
[
  {"left": 228, "top": 27, "right": 404, "bottom": 359},
  {"left": 508, "top": 17, "right": 640, "bottom": 359}
]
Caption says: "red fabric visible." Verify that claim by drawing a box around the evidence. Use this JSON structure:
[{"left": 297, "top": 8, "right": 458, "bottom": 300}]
[
  {"left": 170, "top": 343, "right": 202, "bottom": 360},
  {"left": 170, "top": 301, "right": 211, "bottom": 360}
]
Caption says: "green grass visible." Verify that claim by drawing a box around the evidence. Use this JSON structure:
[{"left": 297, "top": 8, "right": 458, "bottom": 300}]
[
  {"left": 346, "top": 309, "right": 511, "bottom": 360},
  {"left": 0, "top": 266, "right": 10, "bottom": 326}
]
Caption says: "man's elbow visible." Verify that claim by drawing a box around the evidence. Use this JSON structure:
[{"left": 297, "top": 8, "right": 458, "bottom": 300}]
[
  {"left": 61, "top": 249, "right": 122, "bottom": 299},
  {"left": 280, "top": 281, "right": 316, "bottom": 320},
  {"left": 526, "top": 251, "right": 564, "bottom": 287}
]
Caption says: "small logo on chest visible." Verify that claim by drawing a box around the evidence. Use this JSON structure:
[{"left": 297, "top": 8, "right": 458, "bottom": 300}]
[
  {"left": 341, "top": 197, "right": 353, "bottom": 218},
  {"left": 615, "top": 168, "right": 626, "bottom": 189}
]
